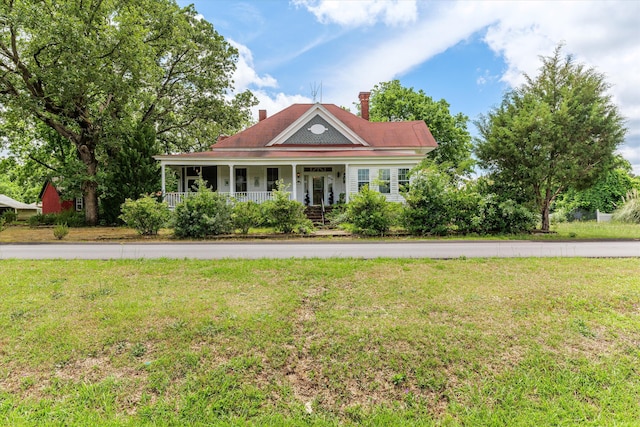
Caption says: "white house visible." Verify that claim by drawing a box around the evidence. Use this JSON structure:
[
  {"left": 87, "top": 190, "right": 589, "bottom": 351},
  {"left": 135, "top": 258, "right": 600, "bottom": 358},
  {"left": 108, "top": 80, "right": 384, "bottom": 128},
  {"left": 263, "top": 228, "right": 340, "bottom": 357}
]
[{"left": 155, "top": 92, "right": 437, "bottom": 208}]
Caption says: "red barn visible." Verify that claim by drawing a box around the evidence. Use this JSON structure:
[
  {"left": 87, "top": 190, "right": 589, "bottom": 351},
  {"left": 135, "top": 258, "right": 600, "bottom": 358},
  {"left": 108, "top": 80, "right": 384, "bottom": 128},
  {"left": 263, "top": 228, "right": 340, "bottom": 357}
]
[{"left": 39, "top": 180, "right": 77, "bottom": 215}]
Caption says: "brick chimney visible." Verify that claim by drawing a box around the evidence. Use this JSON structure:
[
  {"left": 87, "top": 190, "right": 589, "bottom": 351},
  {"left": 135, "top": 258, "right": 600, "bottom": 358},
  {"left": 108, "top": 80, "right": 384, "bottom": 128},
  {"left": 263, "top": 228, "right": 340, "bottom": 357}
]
[
  {"left": 358, "top": 92, "right": 370, "bottom": 121},
  {"left": 212, "top": 134, "right": 229, "bottom": 149},
  {"left": 259, "top": 109, "right": 267, "bottom": 122}
]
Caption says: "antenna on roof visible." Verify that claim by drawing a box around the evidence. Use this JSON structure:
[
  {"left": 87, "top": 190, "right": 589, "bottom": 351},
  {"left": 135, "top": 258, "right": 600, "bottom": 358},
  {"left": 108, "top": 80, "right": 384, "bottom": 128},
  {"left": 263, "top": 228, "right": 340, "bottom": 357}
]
[{"left": 311, "top": 82, "right": 322, "bottom": 103}]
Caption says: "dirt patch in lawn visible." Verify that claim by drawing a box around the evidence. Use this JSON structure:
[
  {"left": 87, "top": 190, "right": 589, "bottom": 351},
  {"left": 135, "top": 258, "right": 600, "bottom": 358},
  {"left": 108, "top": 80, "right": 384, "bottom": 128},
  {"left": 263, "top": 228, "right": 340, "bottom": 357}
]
[
  {"left": 0, "top": 225, "right": 351, "bottom": 243},
  {"left": 0, "top": 225, "right": 172, "bottom": 243}
]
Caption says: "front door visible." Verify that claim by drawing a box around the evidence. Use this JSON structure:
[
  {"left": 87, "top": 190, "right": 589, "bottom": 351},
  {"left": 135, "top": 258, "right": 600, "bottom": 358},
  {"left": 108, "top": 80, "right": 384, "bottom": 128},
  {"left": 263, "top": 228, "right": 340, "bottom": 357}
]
[{"left": 312, "top": 176, "right": 324, "bottom": 206}]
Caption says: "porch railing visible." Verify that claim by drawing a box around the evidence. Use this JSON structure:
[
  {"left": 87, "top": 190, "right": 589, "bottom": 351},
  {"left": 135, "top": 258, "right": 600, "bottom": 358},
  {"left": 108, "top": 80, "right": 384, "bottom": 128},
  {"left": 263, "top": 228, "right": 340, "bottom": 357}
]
[
  {"left": 164, "top": 191, "right": 280, "bottom": 209},
  {"left": 232, "top": 192, "right": 279, "bottom": 204}
]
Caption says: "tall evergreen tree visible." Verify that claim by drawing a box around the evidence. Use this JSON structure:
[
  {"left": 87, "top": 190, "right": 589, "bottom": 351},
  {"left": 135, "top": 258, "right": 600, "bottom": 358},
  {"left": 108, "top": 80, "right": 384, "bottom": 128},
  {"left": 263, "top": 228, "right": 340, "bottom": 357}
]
[
  {"left": 476, "top": 45, "right": 626, "bottom": 231},
  {"left": 100, "top": 125, "right": 161, "bottom": 224}
]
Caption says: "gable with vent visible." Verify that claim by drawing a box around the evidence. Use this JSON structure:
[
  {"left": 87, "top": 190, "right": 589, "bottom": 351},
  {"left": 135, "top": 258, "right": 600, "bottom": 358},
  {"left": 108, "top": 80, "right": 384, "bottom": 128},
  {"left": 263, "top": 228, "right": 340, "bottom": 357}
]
[{"left": 267, "top": 104, "right": 368, "bottom": 147}]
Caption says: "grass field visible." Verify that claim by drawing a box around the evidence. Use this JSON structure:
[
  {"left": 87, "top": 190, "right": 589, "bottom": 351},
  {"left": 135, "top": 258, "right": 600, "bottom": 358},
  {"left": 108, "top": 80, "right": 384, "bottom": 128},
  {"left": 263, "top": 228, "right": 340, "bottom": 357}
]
[
  {"left": 549, "top": 222, "right": 640, "bottom": 239},
  {"left": 1, "top": 258, "right": 640, "bottom": 425}
]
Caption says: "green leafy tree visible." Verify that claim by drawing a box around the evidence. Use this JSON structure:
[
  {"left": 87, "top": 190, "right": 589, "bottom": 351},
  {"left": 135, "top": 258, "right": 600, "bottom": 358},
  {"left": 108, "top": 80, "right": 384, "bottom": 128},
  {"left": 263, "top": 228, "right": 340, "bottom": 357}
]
[
  {"left": 0, "top": 170, "right": 22, "bottom": 200},
  {"left": 0, "top": 122, "right": 78, "bottom": 203},
  {"left": 476, "top": 45, "right": 627, "bottom": 231},
  {"left": 369, "top": 80, "right": 473, "bottom": 174},
  {"left": 473, "top": 177, "right": 538, "bottom": 233},
  {"left": 0, "top": 0, "right": 256, "bottom": 225},
  {"left": 553, "top": 156, "right": 640, "bottom": 218}
]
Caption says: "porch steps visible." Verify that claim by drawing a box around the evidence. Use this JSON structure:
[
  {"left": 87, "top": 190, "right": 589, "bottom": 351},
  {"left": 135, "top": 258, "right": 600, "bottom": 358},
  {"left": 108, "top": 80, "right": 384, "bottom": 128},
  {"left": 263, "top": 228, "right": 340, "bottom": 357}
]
[{"left": 305, "top": 206, "right": 333, "bottom": 225}]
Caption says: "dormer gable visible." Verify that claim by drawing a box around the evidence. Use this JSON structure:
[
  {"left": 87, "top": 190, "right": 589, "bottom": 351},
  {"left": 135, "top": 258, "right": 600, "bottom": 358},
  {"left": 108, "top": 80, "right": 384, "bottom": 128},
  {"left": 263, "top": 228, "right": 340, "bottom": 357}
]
[{"left": 267, "top": 104, "right": 369, "bottom": 147}]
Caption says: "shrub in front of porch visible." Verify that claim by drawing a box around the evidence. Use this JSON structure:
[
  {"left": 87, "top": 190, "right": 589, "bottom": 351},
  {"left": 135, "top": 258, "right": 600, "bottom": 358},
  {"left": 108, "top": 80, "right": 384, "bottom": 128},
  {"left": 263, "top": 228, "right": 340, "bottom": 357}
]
[
  {"left": 401, "top": 167, "right": 537, "bottom": 236},
  {"left": 173, "top": 184, "right": 233, "bottom": 238},
  {"left": 120, "top": 195, "right": 171, "bottom": 236},
  {"left": 345, "top": 185, "right": 394, "bottom": 236},
  {"left": 233, "top": 201, "right": 261, "bottom": 234},
  {"left": 261, "top": 182, "right": 312, "bottom": 234}
]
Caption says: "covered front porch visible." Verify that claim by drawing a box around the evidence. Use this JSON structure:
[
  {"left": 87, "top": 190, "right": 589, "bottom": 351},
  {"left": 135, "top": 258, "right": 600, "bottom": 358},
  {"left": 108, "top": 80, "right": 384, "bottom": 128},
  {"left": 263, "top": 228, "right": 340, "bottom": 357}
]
[{"left": 161, "top": 163, "right": 347, "bottom": 209}]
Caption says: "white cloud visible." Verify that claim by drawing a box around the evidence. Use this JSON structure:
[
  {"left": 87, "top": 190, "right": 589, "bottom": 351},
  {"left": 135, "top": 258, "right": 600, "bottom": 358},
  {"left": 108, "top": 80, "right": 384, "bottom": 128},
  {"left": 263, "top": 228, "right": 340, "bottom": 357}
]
[
  {"left": 307, "top": 0, "right": 640, "bottom": 173},
  {"left": 225, "top": 39, "right": 312, "bottom": 120},
  {"left": 259, "top": 31, "right": 346, "bottom": 71},
  {"left": 293, "top": 0, "right": 417, "bottom": 27},
  {"left": 319, "top": 2, "right": 498, "bottom": 107},
  {"left": 228, "top": 40, "right": 277, "bottom": 91},
  {"left": 475, "top": 68, "right": 499, "bottom": 88},
  {"left": 251, "top": 90, "right": 313, "bottom": 120}
]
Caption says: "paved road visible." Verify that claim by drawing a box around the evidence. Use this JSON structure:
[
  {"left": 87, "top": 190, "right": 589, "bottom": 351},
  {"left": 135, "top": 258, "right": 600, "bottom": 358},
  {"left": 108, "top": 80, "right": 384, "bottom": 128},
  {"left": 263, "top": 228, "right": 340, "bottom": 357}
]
[{"left": 1, "top": 240, "right": 639, "bottom": 259}]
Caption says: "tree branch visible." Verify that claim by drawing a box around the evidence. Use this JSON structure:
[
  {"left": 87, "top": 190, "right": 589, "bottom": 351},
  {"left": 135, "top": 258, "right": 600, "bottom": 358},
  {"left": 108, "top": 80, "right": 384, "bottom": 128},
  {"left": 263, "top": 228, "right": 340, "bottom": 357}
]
[
  {"left": 28, "top": 154, "right": 60, "bottom": 172},
  {"left": 156, "top": 115, "right": 198, "bottom": 135},
  {"left": 141, "top": 49, "right": 190, "bottom": 123}
]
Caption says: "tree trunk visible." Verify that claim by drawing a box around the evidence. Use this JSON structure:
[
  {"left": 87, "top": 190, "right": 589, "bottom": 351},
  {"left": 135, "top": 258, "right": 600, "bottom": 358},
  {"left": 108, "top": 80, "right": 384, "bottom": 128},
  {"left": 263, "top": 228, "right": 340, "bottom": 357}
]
[
  {"left": 83, "top": 179, "right": 99, "bottom": 226},
  {"left": 541, "top": 196, "right": 551, "bottom": 232},
  {"left": 78, "top": 144, "right": 99, "bottom": 226}
]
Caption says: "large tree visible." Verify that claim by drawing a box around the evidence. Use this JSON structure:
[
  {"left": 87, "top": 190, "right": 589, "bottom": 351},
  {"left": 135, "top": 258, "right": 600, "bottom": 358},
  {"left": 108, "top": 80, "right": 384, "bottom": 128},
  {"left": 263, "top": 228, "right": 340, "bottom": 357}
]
[
  {"left": 475, "top": 46, "right": 626, "bottom": 231},
  {"left": 369, "top": 80, "right": 473, "bottom": 174},
  {"left": 0, "top": 0, "right": 256, "bottom": 225}
]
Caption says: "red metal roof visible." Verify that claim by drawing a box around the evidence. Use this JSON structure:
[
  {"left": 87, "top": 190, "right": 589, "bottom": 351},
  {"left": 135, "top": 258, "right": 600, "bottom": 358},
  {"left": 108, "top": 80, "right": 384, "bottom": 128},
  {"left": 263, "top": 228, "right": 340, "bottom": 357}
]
[
  {"left": 213, "top": 103, "right": 437, "bottom": 149},
  {"left": 158, "top": 103, "right": 437, "bottom": 161}
]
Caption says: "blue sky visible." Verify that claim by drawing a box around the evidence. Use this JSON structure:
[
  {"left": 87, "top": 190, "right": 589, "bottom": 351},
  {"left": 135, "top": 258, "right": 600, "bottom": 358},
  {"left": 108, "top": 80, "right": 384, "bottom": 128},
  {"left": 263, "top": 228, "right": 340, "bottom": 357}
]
[{"left": 180, "top": 0, "right": 640, "bottom": 174}]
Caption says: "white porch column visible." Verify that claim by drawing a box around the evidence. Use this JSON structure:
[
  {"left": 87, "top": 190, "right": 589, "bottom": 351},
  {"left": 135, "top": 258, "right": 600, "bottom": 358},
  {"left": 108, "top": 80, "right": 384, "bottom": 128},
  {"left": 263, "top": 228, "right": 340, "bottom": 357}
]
[
  {"left": 291, "top": 163, "right": 298, "bottom": 201},
  {"left": 345, "top": 163, "right": 350, "bottom": 203},
  {"left": 161, "top": 163, "right": 166, "bottom": 196},
  {"left": 229, "top": 164, "right": 235, "bottom": 196}
]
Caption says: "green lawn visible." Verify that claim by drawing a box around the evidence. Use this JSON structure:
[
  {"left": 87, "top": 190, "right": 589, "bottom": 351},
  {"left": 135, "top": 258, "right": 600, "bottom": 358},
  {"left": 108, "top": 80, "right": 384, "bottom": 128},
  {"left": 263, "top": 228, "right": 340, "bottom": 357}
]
[
  {"left": 1, "top": 258, "right": 640, "bottom": 425},
  {"left": 549, "top": 221, "right": 640, "bottom": 239}
]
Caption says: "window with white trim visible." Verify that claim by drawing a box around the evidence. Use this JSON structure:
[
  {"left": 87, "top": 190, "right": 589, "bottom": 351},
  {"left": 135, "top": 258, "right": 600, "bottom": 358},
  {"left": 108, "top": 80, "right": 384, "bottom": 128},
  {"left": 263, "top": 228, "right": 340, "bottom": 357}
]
[
  {"left": 398, "top": 168, "right": 410, "bottom": 191},
  {"left": 379, "top": 169, "right": 390, "bottom": 193},
  {"left": 357, "top": 169, "right": 369, "bottom": 191}
]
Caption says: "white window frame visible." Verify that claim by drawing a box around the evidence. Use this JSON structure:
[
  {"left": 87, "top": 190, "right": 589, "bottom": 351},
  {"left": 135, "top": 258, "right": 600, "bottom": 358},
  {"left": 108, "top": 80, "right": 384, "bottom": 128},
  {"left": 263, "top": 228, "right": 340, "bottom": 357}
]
[
  {"left": 379, "top": 169, "right": 390, "bottom": 194},
  {"left": 398, "top": 168, "right": 410, "bottom": 191},
  {"left": 357, "top": 168, "right": 369, "bottom": 191}
]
